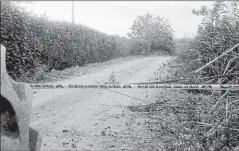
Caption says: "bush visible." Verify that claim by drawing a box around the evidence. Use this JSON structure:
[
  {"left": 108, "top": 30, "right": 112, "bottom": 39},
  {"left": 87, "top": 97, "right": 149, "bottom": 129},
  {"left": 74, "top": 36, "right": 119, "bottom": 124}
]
[{"left": 177, "top": 1, "right": 239, "bottom": 84}]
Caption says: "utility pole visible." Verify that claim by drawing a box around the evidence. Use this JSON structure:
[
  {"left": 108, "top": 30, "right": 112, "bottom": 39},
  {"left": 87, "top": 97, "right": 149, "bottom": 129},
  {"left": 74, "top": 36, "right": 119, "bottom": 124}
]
[{"left": 72, "top": 1, "right": 75, "bottom": 24}]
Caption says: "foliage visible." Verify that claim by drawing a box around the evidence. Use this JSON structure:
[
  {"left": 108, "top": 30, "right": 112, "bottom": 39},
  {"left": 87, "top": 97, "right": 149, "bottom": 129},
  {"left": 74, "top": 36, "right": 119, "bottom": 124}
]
[
  {"left": 1, "top": 2, "right": 148, "bottom": 82},
  {"left": 174, "top": 37, "right": 203, "bottom": 78},
  {"left": 113, "top": 35, "right": 149, "bottom": 57},
  {"left": 180, "top": 1, "right": 239, "bottom": 84},
  {"left": 128, "top": 13, "right": 175, "bottom": 55},
  {"left": 146, "top": 1, "right": 239, "bottom": 150}
]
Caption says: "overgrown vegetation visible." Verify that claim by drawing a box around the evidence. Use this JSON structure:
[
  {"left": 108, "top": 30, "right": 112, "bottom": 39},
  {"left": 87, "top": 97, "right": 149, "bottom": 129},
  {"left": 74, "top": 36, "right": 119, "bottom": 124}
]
[
  {"left": 172, "top": 2, "right": 239, "bottom": 149},
  {"left": 128, "top": 1, "right": 239, "bottom": 150},
  {"left": 177, "top": 1, "right": 239, "bottom": 84},
  {"left": 0, "top": 2, "right": 174, "bottom": 82}
]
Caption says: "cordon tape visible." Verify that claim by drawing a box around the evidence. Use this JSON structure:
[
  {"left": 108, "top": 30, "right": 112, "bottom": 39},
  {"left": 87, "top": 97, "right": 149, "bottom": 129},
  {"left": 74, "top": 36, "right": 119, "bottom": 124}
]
[{"left": 30, "top": 83, "right": 239, "bottom": 90}]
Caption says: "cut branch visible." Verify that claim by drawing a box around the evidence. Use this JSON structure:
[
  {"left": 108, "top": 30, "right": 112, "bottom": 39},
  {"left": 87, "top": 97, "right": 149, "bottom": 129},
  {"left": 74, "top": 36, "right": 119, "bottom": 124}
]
[{"left": 194, "top": 43, "right": 239, "bottom": 73}]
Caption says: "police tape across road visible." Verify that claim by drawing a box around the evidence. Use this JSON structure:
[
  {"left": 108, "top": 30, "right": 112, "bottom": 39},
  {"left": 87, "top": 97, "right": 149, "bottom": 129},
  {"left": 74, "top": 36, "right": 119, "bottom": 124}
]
[{"left": 29, "top": 83, "right": 239, "bottom": 90}]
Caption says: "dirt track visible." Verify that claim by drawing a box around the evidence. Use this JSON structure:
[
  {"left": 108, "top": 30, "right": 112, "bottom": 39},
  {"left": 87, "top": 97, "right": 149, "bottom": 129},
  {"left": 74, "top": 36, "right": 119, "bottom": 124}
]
[{"left": 31, "top": 56, "right": 172, "bottom": 151}]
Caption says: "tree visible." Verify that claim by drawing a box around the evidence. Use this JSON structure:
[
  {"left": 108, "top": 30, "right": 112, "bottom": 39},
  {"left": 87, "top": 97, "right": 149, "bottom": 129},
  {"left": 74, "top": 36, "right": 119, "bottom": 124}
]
[{"left": 128, "top": 13, "right": 175, "bottom": 54}]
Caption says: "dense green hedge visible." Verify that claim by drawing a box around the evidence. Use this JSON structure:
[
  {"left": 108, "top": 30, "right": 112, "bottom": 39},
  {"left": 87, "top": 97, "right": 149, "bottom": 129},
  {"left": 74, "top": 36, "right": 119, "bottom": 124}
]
[{"left": 1, "top": 2, "right": 149, "bottom": 81}]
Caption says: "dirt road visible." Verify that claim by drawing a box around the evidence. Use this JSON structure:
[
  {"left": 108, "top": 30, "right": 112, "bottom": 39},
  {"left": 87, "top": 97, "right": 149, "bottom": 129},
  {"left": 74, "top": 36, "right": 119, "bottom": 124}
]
[{"left": 31, "top": 56, "right": 172, "bottom": 151}]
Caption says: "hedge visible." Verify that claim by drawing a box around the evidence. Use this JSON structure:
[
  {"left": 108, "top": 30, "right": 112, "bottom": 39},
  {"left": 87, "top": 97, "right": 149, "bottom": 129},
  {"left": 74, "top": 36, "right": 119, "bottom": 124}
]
[{"left": 1, "top": 2, "right": 148, "bottom": 81}]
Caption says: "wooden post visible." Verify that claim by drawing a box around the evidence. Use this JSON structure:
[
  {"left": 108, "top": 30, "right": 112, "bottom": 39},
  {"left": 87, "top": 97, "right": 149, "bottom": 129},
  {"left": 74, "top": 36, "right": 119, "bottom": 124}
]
[{"left": 72, "top": 1, "right": 75, "bottom": 24}]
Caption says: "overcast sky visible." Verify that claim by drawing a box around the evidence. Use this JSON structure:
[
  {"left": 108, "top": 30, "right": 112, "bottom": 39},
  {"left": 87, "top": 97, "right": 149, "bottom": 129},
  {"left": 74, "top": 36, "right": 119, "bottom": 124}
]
[{"left": 19, "top": 1, "right": 214, "bottom": 38}]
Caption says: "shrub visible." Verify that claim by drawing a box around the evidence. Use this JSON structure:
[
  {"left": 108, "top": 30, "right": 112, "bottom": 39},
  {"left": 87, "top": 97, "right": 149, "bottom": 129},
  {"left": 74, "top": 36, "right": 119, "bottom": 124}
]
[{"left": 177, "top": 1, "right": 239, "bottom": 84}]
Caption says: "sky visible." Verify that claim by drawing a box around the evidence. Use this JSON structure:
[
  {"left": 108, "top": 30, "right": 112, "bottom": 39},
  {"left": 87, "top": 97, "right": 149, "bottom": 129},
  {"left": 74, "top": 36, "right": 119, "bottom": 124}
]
[{"left": 19, "top": 1, "right": 214, "bottom": 38}]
